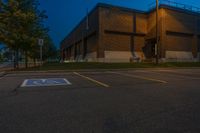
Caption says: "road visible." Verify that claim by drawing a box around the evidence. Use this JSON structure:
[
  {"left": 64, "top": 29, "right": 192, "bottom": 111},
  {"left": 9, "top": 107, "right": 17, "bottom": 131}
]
[{"left": 0, "top": 68, "right": 200, "bottom": 133}]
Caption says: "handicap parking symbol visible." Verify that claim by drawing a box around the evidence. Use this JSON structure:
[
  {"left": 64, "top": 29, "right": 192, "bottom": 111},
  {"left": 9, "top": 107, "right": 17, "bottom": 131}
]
[{"left": 21, "top": 78, "right": 72, "bottom": 87}]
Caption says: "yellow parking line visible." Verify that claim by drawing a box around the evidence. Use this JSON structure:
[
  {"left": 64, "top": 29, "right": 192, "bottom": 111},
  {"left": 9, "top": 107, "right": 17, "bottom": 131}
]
[
  {"left": 73, "top": 72, "right": 110, "bottom": 88},
  {"left": 109, "top": 72, "right": 167, "bottom": 84}
]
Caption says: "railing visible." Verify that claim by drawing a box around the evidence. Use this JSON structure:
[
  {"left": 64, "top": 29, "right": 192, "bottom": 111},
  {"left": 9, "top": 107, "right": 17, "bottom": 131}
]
[{"left": 149, "top": 0, "right": 200, "bottom": 13}]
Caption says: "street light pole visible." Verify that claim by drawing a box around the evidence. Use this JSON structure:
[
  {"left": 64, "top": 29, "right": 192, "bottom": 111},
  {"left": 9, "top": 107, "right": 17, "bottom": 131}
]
[{"left": 156, "top": 0, "right": 159, "bottom": 64}]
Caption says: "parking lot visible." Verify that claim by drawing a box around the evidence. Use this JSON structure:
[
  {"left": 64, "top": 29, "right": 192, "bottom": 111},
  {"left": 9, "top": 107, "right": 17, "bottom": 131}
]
[{"left": 1, "top": 68, "right": 200, "bottom": 133}]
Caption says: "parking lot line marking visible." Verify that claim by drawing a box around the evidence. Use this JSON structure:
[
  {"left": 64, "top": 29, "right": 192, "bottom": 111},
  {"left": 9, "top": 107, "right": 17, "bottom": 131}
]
[
  {"left": 21, "top": 79, "right": 28, "bottom": 87},
  {"left": 73, "top": 72, "right": 110, "bottom": 88},
  {"left": 109, "top": 72, "right": 167, "bottom": 84},
  {"left": 149, "top": 70, "right": 200, "bottom": 80}
]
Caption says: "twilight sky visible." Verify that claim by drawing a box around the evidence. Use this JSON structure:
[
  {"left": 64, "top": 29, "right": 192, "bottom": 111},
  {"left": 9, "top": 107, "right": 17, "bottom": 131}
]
[{"left": 38, "top": 0, "right": 200, "bottom": 48}]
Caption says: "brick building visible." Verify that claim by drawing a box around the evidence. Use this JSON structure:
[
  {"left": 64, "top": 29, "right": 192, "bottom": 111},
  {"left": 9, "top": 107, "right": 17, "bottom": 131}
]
[{"left": 61, "top": 1, "right": 200, "bottom": 62}]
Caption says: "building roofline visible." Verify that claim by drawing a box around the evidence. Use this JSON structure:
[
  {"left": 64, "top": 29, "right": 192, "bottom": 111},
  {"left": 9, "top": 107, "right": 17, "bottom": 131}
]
[
  {"left": 148, "top": 5, "right": 200, "bottom": 17},
  {"left": 148, "top": 0, "right": 200, "bottom": 16},
  {"left": 160, "top": 4, "right": 200, "bottom": 16},
  {"left": 60, "top": 3, "right": 99, "bottom": 46},
  {"left": 60, "top": 3, "right": 148, "bottom": 46},
  {"left": 96, "top": 3, "right": 147, "bottom": 14},
  {"left": 61, "top": 2, "right": 200, "bottom": 47}
]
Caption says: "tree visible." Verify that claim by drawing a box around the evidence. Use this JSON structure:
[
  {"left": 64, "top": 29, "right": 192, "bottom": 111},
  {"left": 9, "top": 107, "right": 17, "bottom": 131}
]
[
  {"left": 0, "top": 0, "right": 23, "bottom": 68},
  {"left": 0, "top": 0, "right": 54, "bottom": 69},
  {"left": 13, "top": 0, "right": 48, "bottom": 68}
]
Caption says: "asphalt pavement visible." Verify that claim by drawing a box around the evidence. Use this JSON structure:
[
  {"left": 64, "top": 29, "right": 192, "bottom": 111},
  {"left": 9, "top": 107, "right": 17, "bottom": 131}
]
[{"left": 1, "top": 68, "right": 200, "bottom": 133}]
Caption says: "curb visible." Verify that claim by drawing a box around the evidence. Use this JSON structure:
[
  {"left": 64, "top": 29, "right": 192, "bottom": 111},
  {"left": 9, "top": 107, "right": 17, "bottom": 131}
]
[
  {"left": 5, "top": 67, "right": 200, "bottom": 74},
  {"left": 0, "top": 71, "right": 7, "bottom": 77}
]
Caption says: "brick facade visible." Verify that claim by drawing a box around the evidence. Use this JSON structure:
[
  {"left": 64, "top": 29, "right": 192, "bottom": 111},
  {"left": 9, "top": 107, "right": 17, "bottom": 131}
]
[{"left": 61, "top": 3, "right": 200, "bottom": 62}]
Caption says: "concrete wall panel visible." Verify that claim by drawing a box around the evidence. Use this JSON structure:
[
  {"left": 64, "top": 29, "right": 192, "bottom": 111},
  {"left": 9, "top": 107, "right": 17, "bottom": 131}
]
[
  {"left": 85, "top": 52, "right": 97, "bottom": 62},
  {"left": 165, "top": 51, "right": 193, "bottom": 61},
  {"left": 104, "top": 51, "right": 132, "bottom": 62}
]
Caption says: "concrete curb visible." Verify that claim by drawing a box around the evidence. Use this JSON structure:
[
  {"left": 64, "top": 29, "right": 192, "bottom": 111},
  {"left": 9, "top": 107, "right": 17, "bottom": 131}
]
[
  {"left": 0, "top": 71, "right": 6, "bottom": 77},
  {"left": 5, "top": 67, "right": 200, "bottom": 74}
]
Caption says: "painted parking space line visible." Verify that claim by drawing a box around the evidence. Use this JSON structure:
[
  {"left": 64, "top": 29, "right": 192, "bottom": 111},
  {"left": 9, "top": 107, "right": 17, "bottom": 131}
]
[
  {"left": 108, "top": 71, "right": 167, "bottom": 84},
  {"left": 73, "top": 72, "right": 110, "bottom": 88},
  {"left": 21, "top": 78, "right": 72, "bottom": 87},
  {"left": 149, "top": 70, "right": 200, "bottom": 80}
]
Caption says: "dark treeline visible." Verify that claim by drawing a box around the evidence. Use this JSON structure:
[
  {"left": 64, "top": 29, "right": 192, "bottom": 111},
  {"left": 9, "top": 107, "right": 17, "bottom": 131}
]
[{"left": 0, "top": 0, "right": 57, "bottom": 68}]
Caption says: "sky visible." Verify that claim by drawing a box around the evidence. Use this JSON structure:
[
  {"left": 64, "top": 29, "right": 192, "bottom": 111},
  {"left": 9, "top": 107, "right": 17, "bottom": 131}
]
[{"left": 38, "top": 0, "right": 200, "bottom": 48}]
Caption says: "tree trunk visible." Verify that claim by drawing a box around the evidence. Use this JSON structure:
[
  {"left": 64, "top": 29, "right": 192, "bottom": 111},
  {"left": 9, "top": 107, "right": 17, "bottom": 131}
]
[
  {"left": 13, "top": 50, "right": 16, "bottom": 69},
  {"left": 25, "top": 51, "right": 28, "bottom": 68},
  {"left": 34, "top": 58, "right": 36, "bottom": 67},
  {"left": 13, "top": 49, "right": 19, "bottom": 69},
  {"left": 16, "top": 49, "right": 19, "bottom": 69}
]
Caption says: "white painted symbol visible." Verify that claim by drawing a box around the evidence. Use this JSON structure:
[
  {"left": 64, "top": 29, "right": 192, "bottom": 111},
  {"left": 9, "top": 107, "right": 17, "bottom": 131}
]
[{"left": 21, "top": 78, "right": 72, "bottom": 87}]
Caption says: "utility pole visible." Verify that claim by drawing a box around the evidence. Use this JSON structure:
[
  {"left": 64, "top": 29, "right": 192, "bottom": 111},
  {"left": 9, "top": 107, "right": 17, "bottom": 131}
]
[
  {"left": 83, "top": 0, "right": 90, "bottom": 59},
  {"left": 83, "top": 6, "right": 89, "bottom": 59},
  {"left": 155, "top": 0, "right": 159, "bottom": 64},
  {"left": 86, "top": 8, "right": 89, "bottom": 31}
]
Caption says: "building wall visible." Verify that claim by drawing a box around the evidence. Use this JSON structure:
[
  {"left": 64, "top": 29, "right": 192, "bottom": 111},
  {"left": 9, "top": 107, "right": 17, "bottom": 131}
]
[
  {"left": 147, "top": 10, "right": 159, "bottom": 39},
  {"left": 99, "top": 6, "right": 147, "bottom": 62},
  {"left": 135, "top": 14, "right": 147, "bottom": 53},
  {"left": 61, "top": 6, "right": 99, "bottom": 61},
  {"left": 161, "top": 7, "right": 200, "bottom": 61},
  {"left": 198, "top": 37, "right": 200, "bottom": 52},
  {"left": 85, "top": 33, "right": 98, "bottom": 61},
  {"left": 61, "top": 3, "right": 200, "bottom": 62},
  {"left": 104, "top": 34, "right": 131, "bottom": 51}
]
